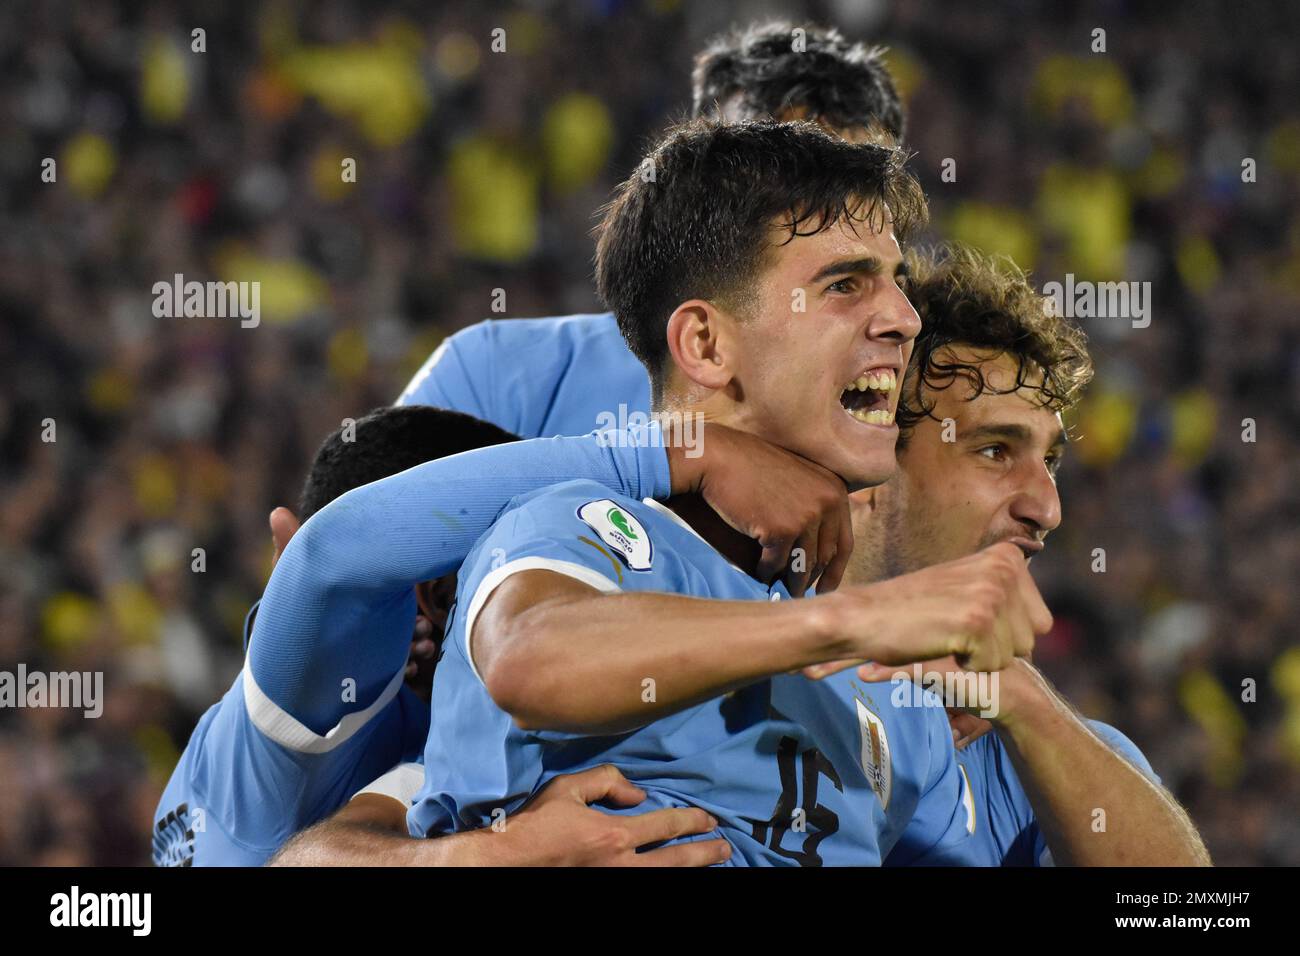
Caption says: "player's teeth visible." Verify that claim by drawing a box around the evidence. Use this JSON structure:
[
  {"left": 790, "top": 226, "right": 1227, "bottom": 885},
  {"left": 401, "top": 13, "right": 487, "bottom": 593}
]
[
  {"left": 848, "top": 407, "right": 895, "bottom": 426},
  {"left": 855, "top": 375, "right": 870, "bottom": 391}
]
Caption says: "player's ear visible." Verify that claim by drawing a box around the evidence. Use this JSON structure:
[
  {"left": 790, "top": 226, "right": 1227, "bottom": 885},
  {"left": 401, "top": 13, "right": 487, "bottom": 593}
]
[{"left": 665, "top": 299, "right": 733, "bottom": 392}]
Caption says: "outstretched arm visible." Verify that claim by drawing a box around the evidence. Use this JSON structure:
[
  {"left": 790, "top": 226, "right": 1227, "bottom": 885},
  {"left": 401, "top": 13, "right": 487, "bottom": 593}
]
[
  {"left": 475, "top": 543, "right": 1050, "bottom": 735},
  {"left": 252, "top": 422, "right": 856, "bottom": 737}
]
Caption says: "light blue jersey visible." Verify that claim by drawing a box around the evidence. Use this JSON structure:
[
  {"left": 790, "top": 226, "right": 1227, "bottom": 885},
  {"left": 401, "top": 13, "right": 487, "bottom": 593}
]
[
  {"left": 908, "top": 719, "right": 1158, "bottom": 867},
  {"left": 411, "top": 479, "right": 978, "bottom": 866},
  {"left": 398, "top": 313, "right": 1164, "bottom": 867},
  {"left": 153, "top": 431, "right": 672, "bottom": 865},
  {"left": 398, "top": 312, "right": 649, "bottom": 438}
]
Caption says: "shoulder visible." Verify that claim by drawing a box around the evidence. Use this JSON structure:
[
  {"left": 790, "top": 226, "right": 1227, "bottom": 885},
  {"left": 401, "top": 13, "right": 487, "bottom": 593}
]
[
  {"left": 451, "top": 312, "right": 618, "bottom": 352},
  {"left": 1083, "top": 719, "right": 1159, "bottom": 782},
  {"left": 486, "top": 480, "right": 659, "bottom": 565}
]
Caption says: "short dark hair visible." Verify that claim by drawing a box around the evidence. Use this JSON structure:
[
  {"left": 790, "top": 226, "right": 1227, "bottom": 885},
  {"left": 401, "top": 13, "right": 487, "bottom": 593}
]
[
  {"left": 897, "top": 244, "right": 1094, "bottom": 445},
  {"left": 594, "top": 119, "right": 927, "bottom": 403},
  {"left": 297, "top": 405, "right": 518, "bottom": 521},
  {"left": 691, "top": 21, "right": 905, "bottom": 141}
]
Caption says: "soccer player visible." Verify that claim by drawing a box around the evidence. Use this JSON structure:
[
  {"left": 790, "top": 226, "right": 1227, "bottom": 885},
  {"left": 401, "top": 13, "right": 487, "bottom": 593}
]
[
  {"left": 396, "top": 21, "right": 897, "bottom": 437},
  {"left": 283, "top": 244, "right": 1209, "bottom": 867},
  {"left": 820, "top": 244, "right": 1209, "bottom": 865},
  {"left": 153, "top": 404, "right": 857, "bottom": 865},
  {"left": 399, "top": 120, "right": 1050, "bottom": 866}
]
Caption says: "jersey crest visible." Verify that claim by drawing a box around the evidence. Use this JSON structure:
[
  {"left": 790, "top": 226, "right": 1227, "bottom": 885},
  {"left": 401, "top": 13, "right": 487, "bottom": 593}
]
[
  {"left": 577, "top": 499, "right": 652, "bottom": 570},
  {"left": 855, "top": 697, "right": 893, "bottom": 810}
]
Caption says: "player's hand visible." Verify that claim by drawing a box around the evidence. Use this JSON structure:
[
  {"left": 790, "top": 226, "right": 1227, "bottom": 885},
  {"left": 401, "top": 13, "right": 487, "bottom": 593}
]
[
  {"left": 269, "top": 506, "right": 301, "bottom": 567},
  {"left": 805, "top": 542, "right": 1051, "bottom": 677},
  {"left": 403, "top": 614, "right": 439, "bottom": 702},
  {"left": 666, "top": 422, "right": 852, "bottom": 596},
  {"left": 948, "top": 709, "right": 993, "bottom": 749},
  {"left": 486, "top": 765, "right": 731, "bottom": 867}
]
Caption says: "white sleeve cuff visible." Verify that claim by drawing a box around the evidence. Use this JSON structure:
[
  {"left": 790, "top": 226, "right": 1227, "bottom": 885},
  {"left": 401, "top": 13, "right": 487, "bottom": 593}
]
[
  {"left": 463, "top": 556, "right": 621, "bottom": 684},
  {"left": 353, "top": 762, "right": 426, "bottom": 808},
  {"left": 242, "top": 659, "right": 405, "bottom": 755}
]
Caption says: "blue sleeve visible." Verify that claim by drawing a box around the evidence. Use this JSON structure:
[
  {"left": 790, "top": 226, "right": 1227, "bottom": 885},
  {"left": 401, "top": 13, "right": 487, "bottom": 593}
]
[
  {"left": 397, "top": 324, "right": 499, "bottom": 426},
  {"left": 886, "top": 709, "right": 982, "bottom": 866},
  {"left": 152, "top": 679, "right": 429, "bottom": 866},
  {"left": 249, "top": 430, "right": 672, "bottom": 737},
  {"left": 1084, "top": 719, "right": 1160, "bottom": 783}
]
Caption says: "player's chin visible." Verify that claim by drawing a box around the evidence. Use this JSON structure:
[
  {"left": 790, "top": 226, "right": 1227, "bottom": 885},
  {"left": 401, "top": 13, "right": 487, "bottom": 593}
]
[{"left": 822, "top": 421, "right": 899, "bottom": 490}]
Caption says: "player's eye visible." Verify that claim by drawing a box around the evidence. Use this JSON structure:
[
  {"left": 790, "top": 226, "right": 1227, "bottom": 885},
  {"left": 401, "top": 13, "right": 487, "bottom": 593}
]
[
  {"left": 826, "top": 277, "right": 857, "bottom": 294},
  {"left": 1045, "top": 453, "right": 1063, "bottom": 478},
  {"left": 976, "top": 444, "right": 1007, "bottom": 462}
]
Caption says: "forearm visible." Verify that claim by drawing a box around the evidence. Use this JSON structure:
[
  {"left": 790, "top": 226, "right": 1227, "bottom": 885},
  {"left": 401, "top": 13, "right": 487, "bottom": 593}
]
[
  {"left": 486, "top": 584, "right": 850, "bottom": 734},
  {"left": 251, "top": 432, "right": 671, "bottom": 726},
  {"left": 269, "top": 796, "right": 493, "bottom": 866},
  {"left": 995, "top": 666, "right": 1210, "bottom": 866}
]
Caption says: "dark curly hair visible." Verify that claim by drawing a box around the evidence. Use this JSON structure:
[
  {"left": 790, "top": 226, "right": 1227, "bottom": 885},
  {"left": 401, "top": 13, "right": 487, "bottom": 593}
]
[
  {"left": 897, "top": 244, "right": 1094, "bottom": 444},
  {"left": 691, "top": 20, "right": 905, "bottom": 141}
]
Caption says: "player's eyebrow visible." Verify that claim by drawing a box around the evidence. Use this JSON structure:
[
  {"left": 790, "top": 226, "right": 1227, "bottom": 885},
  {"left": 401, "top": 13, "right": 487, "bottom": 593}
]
[
  {"left": 808, "top": 255, "right": 908, "bottom": 285},
  {"left": 964, "top": 423, "right": 1068, "bottom": 451}
]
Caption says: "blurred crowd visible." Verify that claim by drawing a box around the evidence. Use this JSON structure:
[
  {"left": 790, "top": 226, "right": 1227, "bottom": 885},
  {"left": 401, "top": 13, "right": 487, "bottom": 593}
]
[{"left": 0, "top": 0, "right": 1296, "bottom": 865}]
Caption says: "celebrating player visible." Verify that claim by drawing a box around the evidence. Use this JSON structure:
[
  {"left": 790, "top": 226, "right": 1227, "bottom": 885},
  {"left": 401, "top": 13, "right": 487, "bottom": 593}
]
[
  {"left": 153, "top": 404, "right": 855, "bottom": 865},
  {"left": 397, "top": 120, "right": 1048, "bottom": 865}
]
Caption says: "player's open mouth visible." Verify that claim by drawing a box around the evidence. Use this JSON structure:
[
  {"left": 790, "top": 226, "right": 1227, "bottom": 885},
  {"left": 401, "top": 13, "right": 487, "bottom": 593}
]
[{"left": 840, "top": 366, "right": 898, "bottom": 427}]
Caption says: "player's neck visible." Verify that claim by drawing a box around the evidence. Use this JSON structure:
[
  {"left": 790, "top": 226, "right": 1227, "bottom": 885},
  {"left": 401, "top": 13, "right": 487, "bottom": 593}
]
[{"left": 658, "top": 493, "right": 763, "bottom": 581}]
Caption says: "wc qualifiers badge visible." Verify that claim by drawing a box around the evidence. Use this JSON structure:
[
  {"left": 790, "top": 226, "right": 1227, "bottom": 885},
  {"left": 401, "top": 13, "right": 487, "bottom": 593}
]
[
  {"left": 577, "top": 499, "right": 653, "bottom": 571},
  {"left": 855, "top": 696, "right": 892, "bottom": 809}
]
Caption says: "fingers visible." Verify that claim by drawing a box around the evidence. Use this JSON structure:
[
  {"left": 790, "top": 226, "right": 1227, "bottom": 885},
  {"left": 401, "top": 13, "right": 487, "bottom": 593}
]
[
  {"left": 1014, "top": 561, "right": 1054, "bottom": 642},
  {"left": 634, "top": 837, "right": 732, "bottom": 867},
  {"left": 553, "top": 764, "right": 646, "bottom": 808},
  {"left": 951, "top": 712, "right": 994, "bottom": 749},
  {"left": 622, "top": 805, "right": 719, "bottom": 848},
  {"left": 782, "top": 527, "right": 818, "bottom": 597},
  {"left": 268, "top": 507, "right": 301, "bottom": 565},
  {"left": 756, "top": 535, "right": 793, "bottom": 587},
  {"left": 803, "top": 658, "right": 866, "bottom": 680},
  {"left": 858, "top": 655, "right": 959, "bottom": 683},
  {"left": 816, "top": 497, "right": 854, "bottom": 594}
]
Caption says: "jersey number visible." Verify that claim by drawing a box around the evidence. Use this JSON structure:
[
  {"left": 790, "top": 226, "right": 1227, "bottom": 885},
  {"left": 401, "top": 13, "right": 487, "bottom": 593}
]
[{"left": 751, "top": 736, "right": 842, "bottom": 866}]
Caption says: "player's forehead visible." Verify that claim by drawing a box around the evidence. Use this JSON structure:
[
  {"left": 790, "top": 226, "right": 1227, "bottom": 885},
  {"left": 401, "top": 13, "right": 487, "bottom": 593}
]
[
  {"left": 764, "top": 214, "right": 903, "bottom": 281},
  {"left": 924, "top": 346, "right": 1065, "bottom": 445}
]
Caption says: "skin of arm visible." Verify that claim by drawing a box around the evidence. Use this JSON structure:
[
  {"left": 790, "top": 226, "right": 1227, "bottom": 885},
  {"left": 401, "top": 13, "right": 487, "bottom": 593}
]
[
  {"left": 988, "top": 660, "right": 1211, "bottom": 866},
  {"left": 270, "top": 765, "right": 731, "bottom": 867},
  {"left": 475, "top": 542, "right": 1050, "bottom": 735}
]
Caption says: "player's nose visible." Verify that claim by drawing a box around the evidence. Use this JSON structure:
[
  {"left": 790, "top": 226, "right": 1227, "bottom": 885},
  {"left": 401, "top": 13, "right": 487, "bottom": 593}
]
[
  {"left": 1010, "top": 466, "right": 1062, "bottom": 534},
  {"left": 866, "top": 282, "right": 921, "bottom": 346}
]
